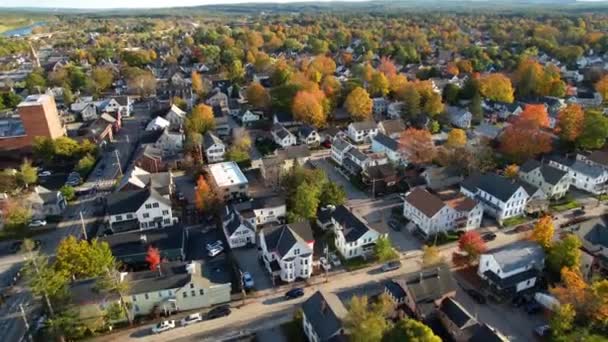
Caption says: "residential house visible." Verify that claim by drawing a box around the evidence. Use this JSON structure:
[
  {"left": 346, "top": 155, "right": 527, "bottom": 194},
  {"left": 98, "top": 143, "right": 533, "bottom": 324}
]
[
  {"left": 377, "top": 119, "right": 405, "bottom": 139},
  {"left": 301, "top": 290, "right": 348, "bottom": 342},
  {"left": 207, "top": 161, "right": 249, "bottom": 201},
  {"left": 205, "top": 89, "right": 229, "bottom": 108},
  {"left": 155, "top": 128, "right": 184, "bottom": 157},
  {"left": 371, "top": 133, "right": 403, "bottom": 165},
  {"left": 518, "top": 159, "right": 570, "bottom": 199},
  {"left": 203, "top": 131, "right": 226, "bottom": 163},
  {"left": 116, "top": 166, "right": 174, "bottom": 198},
  {"left": 384, "top": 265, "right": 457, "bottom": 320},
  {"left": 330, "top": 205, "right": 386, "bottom": 260},
  {"left": 259, "top": 222, "right": 314, "bottom": 283},
  {"left": 330, "top": 137, "right": 354, "bottom": 166},
  {"left": 387, "top": 102, "right": 404, "bottom": 119},
  {"left": 347, "top": 121, "right": 378, "bottom": 143},
  {"left": 571, "top": 216, "right": 608, "bottom": 277},
  {"left": 273, "top": 112, "right": 299, "bottom": 128},
  {"left": 212, "top": 105, "right": 231, "bottom": 138},
  {"left": 260, "top": 145, "right": 311, "bottom": 188},
  {"left": 298, "top": 125, "right": 321, "bottom": 146},
  {"left": 133, "top": 145, "right": 166, "bottom": 173},
  {"left": 272, "top": 124, "right": 297, "bottom": 148},
  {"left": 469, "top": 324, "right": 510, "bottom": 342},
  {"left": 237, "top": 109, "right": 261, "bottom": 126},
  {"left": 422, "top": 166, "right": 464, "bottom": 190},
  {"left": 478, "top": 241, "right": 545, "bottom": 295},
  {"left": 25, "top": 185, "right": 67, "bottom": 219},
  {"left": 569, "top": 90, "right": 603, "bottom": 108},
  {"left": 233, "top": 196, "right": 286, "bottom": 227},
  {"left": 105, "top": 188, "right": 176, "bottom": 233},
  {"left": 220, "top": 205, "right": 256, "bottom": 249},
  {"left": 447, "top": 106, "right": 473, "bottom": 129},
  {"left": 112, "top": 95, "right": 133, "bottom": 117},
  {"left": 461, "top": 173, "right": 530, "bottom": 224},
  {"left": 100, "top": 225, "right": 186, "bottom": 266},
  {"left": 403, "top": 188, "right": 483, "bottom": 237},
  {"left": 70, "top": 261, "right": 231, "bottom": 322},
  {"left": 372, "top": 97, "right": 388, "bottom": 116},
  {"left": 71, "top": 101, "right": 98, "bottom": 121},
  {"left": 164, "top": 104, "right": 187, "bottom": 130},
  {"left": 437, "top": 298, "right": 480, "bottom": 342},
  {"left": 362, "top": 164, "right": 400, "bottom": 196},
  {"left": 145, "top": 116, "right": 170, "bottom": 131},
  {"left": 548, "top": 156, "right": 608, "bottom": 195}
]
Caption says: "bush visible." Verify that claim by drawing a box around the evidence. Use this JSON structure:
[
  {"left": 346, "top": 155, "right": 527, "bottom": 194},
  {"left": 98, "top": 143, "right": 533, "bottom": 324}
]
[
  {"left": 60, "top": 185, "right": 76, "bottom": 201},
  {"left": 76, "top": 153, "right": 97, "bottom": 177},
  {"left": 502, "top": 215, "right": 528, "bottom": 227}
]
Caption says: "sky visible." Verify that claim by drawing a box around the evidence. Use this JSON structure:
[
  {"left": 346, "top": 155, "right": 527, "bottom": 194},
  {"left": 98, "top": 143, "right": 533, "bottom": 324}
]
[{"left": 0, "top": 0, "right": 370, "bottom": 9}]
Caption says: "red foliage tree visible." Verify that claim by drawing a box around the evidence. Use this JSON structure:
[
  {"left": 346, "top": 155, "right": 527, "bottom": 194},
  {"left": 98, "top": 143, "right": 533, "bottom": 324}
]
[
  {"left": 519, "top": 104, "right": 550, "bottom": 128},
  {"left": 145, "top": 246, "right": 161, "bottom": 271},
  {"left": 458, "top": 231, "right": 487, "bottom": 263},
  {"left": 500, "top": 109, "right": 552, "bottom": 163}
]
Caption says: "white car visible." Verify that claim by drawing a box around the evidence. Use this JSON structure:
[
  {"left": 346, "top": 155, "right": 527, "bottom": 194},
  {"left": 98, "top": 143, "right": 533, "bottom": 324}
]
[
  {"left": 28, "top": 220, "right": 47, "bottom": 228},
  {"left": 151, "top": 320, "right": 175, "bottom": 334},
  {"left": 320, "top": 257, "right": 331, "bottom": 271},
  {"left": 206, "top": 240, "right": 223, "bottom": 251},
  {"left": 208, "top": 245, "right": 224, "bottom": 257},
  {"left": 242, "top": 272, "right": 254, "bottom": 289},
  {"left": 329, "top": 253, "right": 341, "bottom": 267},
  {"left": 180, "top": 313, "right": 202, "bottom": 326},
  {"left": 38, "top": 171, "right": 52, "bottom": 177}
]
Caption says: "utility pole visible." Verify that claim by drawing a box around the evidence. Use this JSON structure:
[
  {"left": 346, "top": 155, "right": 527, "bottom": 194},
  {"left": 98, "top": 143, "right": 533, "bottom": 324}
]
[
  {"left": 20, "top": 304, "right": 32, "bottom": 342},
  {"left": 28, "top": 256, "right": 54, "bottom": 316},
  {"left": 79, "top": 211, "right": 88, "bottom": 241},
  {"left": 114, "top": 149, "right": 123, "bottom": 176}
]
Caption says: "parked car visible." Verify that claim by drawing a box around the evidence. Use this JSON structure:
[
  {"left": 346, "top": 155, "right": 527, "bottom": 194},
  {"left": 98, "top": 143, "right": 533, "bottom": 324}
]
[
  {"left": 329, "top": 253, "right": 341, "bottom": 267},
  {"left": 285, "top": 288, "right": 304, "bottom": 300},
  {"left": 242, "top": 272, "right": 254, "bottom": 289},
  {"left": 28, "top": 220, "right": 47, "bottom": 228},
  {"left": 319, "top": 257, "right": 331, "bottom": 271},
  {"left": 151, "top": 320, "right": 175, "bottom": 334},
  {"left": 180, "top": 313, "right": 202, "bottom": 326},
  {"left": 482, "top": 232, "right": 497, "bottom": 242},
  {"left": 465, "top": 289, "right": 487, "bottom": 304},
  {"left": 534, "top": 324, "right": 551, "bottom": 337},
  {"left": 525, "top": 300, "right": 542, "bottom": 314},
  {"left": 321, "top": 140, "right": 332, "bottom": 148},
  {"left": 381, "top": 261, "right": 402, "bottom": 272},
  {"left": 388, "top": 220, "right": 401, "bottom": 231},
  {"left": 37, "top": 170, "right": 51, "bottom": 177},
  {"left": 206, "top": 305, "right": 231, "bottom": 320},
  {"left": 206, "top": 240, "right": 223, "bottom": 251},
  {"left": 572, "top": 209, "right": 586, "bottom": 217},
  {"left": 208, "top": 246, "right": 224, "bottom": 257}
]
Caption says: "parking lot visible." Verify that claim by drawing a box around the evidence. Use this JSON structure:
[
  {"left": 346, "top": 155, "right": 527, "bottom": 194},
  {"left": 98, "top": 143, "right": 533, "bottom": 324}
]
[{"left": 232, "top": 247, "right": 274, "bottom": 291}]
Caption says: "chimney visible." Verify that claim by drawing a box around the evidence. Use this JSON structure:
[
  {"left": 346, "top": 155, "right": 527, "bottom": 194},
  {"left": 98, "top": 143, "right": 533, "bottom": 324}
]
[{"left": 140, "top": 234, "right": 147, "bottom": 243}]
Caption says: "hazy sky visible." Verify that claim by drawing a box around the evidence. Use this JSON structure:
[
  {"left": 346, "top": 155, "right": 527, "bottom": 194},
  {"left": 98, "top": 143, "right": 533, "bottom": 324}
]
[{"left": 0, "top": 0, "right": 369, "bottom": 9}]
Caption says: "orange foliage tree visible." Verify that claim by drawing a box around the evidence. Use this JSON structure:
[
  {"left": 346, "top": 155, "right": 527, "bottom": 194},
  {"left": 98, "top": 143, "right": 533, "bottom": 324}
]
[
  {"left": 195, "top": 175, "right": 217, "bottom": 212},
  {"left": 292, "top": 90, "right": 327, "bottom": 128},
  {"left": 145, "top": 246, "right": 161, "bottom": 271},
  {"left": 246, "top": 82, "right": 270, "bottom": 110},
  {"left": 399, "top": 128, "right": 436, "bottom": 165},
  {"left": 595, "top": 75, "right": 608, "bottom": 104},
  {"left": 458, "top": 231, "right": 487, "bottom": 263},
  {"left": 520, "top": 104, "right": 550, "bottom": 128},
  {"left": 556, "top": 104, "right": 585, "bottom": 142},
  {"left": 551, "top": 267, "right": 589, "bottom": 313},
  {"left": 377, "top": 57, "right": 397, "bottom": 77},
  {"left": 531, "top": 215, "right": 555, "bottom": 250},
  {"left": 500, "top": 106, "right": 552, "bottom": 162}
]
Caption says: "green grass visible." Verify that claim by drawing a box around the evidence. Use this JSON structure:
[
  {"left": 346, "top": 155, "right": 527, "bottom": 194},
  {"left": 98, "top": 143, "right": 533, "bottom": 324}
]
[
  {"left": 502, "top": 215, "right": 528, "bottom": 227},
  {"left": 342, "top": 256, "right": 374, "bottom": 271},
  {"left": 426, "top": 232, "right": 460, "bottom": 246},
  {"left": 550, "top": 199, "right": 580, "bottom": 212}
]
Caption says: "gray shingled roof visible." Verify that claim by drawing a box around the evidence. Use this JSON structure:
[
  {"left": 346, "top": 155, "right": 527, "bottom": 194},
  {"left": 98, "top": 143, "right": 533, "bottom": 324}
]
[
  {"left": 263, "top": 222, "right": 313, "bottom": 258},
  {"left": 203, "top": 131, "right": 223, "bottom": 148},
  {"left": 106, "top": 188, "right": 170, "bottom": 215},
  {"left": 372, "top": 133, "right": 399, "bottom": 151},
  {"left": 574, "top": 216, "right": 608, "bottom": 259},
  {"left": 379, "top": 119, "right": 405, "bottom": 136},
  {"left": 439, "top": 297, "right": 477, "bottom": 329},
  {"left": 272, "top": 124, "right": 292, "bottom": 140},
  {"left": 462, "top": 173, "right": 523, "bottom": 202},
  {"left": 301, "top": 291, "right": 347, "bottom": 341},
  {"left": 332, "top": 137, "right": 353, "bottom": 153},
  {"left": 486, "top": 240, "right": 545, "bottom": 273},
  {"left": 331, "top": 205, "right": 372, "bottom": 242},
  {"left": 350, "top": 121, "right": 377, "bottom": 131}
]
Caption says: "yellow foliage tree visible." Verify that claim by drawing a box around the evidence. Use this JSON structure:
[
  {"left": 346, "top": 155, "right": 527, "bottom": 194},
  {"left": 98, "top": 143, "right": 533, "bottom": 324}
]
[
  {"left": 292, "top": 90, "right": 327, "bottom": 128},
  {"left": 480, "top": 73, "right": 515, "bottom": 103},
  {"left": 446, "top": 128, "right": 467, "bottom": 148},
  {"left": 345, "top": 87, "right": 373, "bottom": 121},
  {"left": 504, "top": 164, "right": 519, "bottom": 179},
  {"left": 595, "top": 75, "right": 608, "bottom": 104},
  {"left": 531, "top": 215, "right": 555, "bottom": 250}
]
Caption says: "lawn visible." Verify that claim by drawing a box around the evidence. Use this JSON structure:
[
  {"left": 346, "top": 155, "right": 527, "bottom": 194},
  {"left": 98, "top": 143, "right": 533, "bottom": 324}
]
[
  {"left": 426, "top": 232, "right": 460, "bottom": 246},
  {"left": 502, "top": 215, "right": 529, "bottom": 227},
  {"left": 342, "top": 256, "right": 375, "bottom": 271},
  {"left": 550, "top": 199, "right": 580, "bottom": 212}
]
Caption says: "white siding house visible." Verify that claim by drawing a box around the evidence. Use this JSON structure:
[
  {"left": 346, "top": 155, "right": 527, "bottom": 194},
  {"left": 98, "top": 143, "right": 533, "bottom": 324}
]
[
  {"left": 106, "top": 188, "right": 176, "bottom": 232},
  {"left": 347, "top": 121, "right": 378, "bottom": 143},
  {"left": 371, "top": 133, "right": 403, "bottom": 165},
  {"left": 518, "top": 159, "right": 570, "bottom": 199},
  {"left": 259, "top": 223, "right": 314, "bottom": 283},
  {"left": 331, "top": 205, "right": 385, "bottom": 260},
  {"left": 272, "top": 124, "right": 297, "bottom": 148},
  {"left": 203, "top": 132, "right": 226, "bottom": 163},
  {"left": 548, "top": 156, "right": 608, "bottom": 195},
  {"left": 221, "top": 205, "right": 256, "bottom": 249}
]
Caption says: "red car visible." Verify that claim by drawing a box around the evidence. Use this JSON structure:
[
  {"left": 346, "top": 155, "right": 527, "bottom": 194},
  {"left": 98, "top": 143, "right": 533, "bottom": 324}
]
[{"left": 321, "top": 140, "right": 332, "bottom": 148}]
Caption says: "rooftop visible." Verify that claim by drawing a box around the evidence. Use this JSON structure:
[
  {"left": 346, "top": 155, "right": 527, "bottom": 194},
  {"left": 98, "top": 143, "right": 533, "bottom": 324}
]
[
  {"left": 208, "top": 161, "right": 248, "bottom": 188},
  {"left": 17, "top": 94, "right": 53, "bottom": 107}
]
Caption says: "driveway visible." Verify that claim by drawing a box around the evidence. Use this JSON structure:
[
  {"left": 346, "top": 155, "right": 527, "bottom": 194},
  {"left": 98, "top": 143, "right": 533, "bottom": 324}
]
[
  {"left": 309, "top": 158, "right": 367, "bottom": 201},
  {"left": 232, "top": 247, "right": 274, "bottom": 291}
]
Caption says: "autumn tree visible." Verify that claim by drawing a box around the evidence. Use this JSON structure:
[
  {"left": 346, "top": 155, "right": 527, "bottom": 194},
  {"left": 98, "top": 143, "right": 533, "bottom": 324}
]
[
  {"left": 388, "top": 74, "right": 408, "bottom": 96},
  {"left": 446, "top": 128, "right": 467, "bottom": 148},
  {"left": 55, "top": 236, "right": 116, "bottom": 280},
  {"left": 145, "top": 246, "right": 161, "bottom": 271},
  {"left": 377, "top": 57, "right": 397, "bottom": 77},
  {"left": 345, "top": 87, "right": 373, "bottom": 121},
  {"left": 292, "top": 90, "right": 327, "bottom": 128},
  {"left": 246, "top": 82, "right": 270, "bottom": 110},
  {"left": 550, "top": 304, "right": 576, "bottom": 339},
  {"left": 551, "top": 267, "right": 588, "bottom": 314},
  {"left": 90, "top": 67, "right": 114, "bottom": 95},
  {"left": 185, "top": 104, "right": 215, "bottom": 134},
  {"left": 194, "top": 175, "right": 217, "bottom": 212},
  {"left": 500, "top": 112, "right": 552, "bottom": 163},
  {"left": 369, "top": 71, "right": 390, "bottom": 97},
  {"left": 594, "top": 75, "right": 608, "bottom": 103},
  {"left": 383, "top": 319, "right": 441, "bottom": 342},
  {"left": 400, "top": 84, "right": 421, "bottom": 119},
  {"left": 531, "top": 215, "right": 555, "bottom": 250},
  {"left": 547, "top": 234, "right": 582, "bottom": 274},
  {"left": 345, "top": 294, "right": 393, "bottom": 342},
  {"left": 458, "top": 231, "right": 487, "bottom": 263},
  {"left": 504, "top": 164, "right": 519, "bottom": 179},
  {"left": 400, "top": 128, "right": 436, "bottom": 165},
  {"left": 191, "top": 71, "right": 205, "bottom": 97},
  {"left": 577, "top": 110, "right": 608, "bottom": 150},
  {"left": 479, "top": 73, "right": 514, "bottom": 103},
  {"left": 514, "top": 59, "right": 566, "bottom": 98},
  {"left": 520, "top": 104, "right": 550, "bottom": 128},
  {"left": 18, "top": 159, "right": 37, "bottom": 188},
  {"left": 422, "top": 245, "right": 444, "bottom": 267},
  {"left": 556, "top": 104, "right": 585, "bottom": 142}
]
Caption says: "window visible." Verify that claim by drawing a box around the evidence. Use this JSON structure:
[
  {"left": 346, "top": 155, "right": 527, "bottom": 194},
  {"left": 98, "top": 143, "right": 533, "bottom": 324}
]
[
  {"left": 183, "top": 292, "right": 187, "bottom": 298},
  {"left": 164, "top": 218, "right": 171, "bottom": 224},
  {"left": 134, "top": 305, "right": 139, "bottom": 312},
  {"left": 126, "top": 214, "right": 133, "bottom": 219},
  {"left": 145, "top": 204, "right": 152, "bottom": 209},
  {"left": 190, "top": 283, "right": 194, "bottom": 289},
  {"left": 162, "top": 210, "right": 169, "bottom": 215},
  {"left": 132, "top": 295, "right": 137, "bottom": 302},
  {"left": 115, "top": 215, "right": 122, "bottom": 221},
  {"left": 159, "top": 292, "right": 163, "bottom": 298},
  {"left": 293, "top": 249, "right": 300, "bottom": 255},
  {"left": 144, "top": 293, "right": 149, "bottom": 300},
  {"left": 199, "top": 289, "right": 204, "bottom": 296},
  {"left": 191, "top": 290, "right": 196, "bottom": 296},
  {"left": 143, "top": 213, "right": 150, "bottom": 218},
  {"left": 153, "top": 203, "right": 159, "bottom": 208}
]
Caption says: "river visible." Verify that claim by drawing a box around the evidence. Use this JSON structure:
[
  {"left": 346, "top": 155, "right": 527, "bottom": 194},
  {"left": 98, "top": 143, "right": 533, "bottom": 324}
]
[{"left": 2, "top": 21, "right": 46, "bottom": 37}]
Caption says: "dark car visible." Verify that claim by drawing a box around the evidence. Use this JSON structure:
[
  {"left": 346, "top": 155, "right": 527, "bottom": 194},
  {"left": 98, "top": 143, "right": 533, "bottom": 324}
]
[
  {"left": 285, "top": 287, "right": 304, "bottom": 300},
  {"left": 482, "top": 233, "right": 497, "bottom": 242},
  {"left": 525, "top": 300, "right": 542, "bottom": 314},
  {"left": 465, "top": 289, "right": 487, "bottom": 304},
  {"left": 511, "top": 295, "right": 528, "bottom": 307},
  {"left": 572, "top": 209, "right": 586, "bottom": 217},
  {"left": 206, "top": 305, "right": 231, "bottom": 320}
]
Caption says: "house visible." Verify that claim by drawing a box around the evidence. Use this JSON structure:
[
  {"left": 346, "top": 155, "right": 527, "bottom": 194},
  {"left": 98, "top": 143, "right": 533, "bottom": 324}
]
[
  {"left": 447, "top": 106, "right": 473, "bottom": 129},
  {"left": 437, "top": 298, "right": 479, "bottom": 342},
  {"left": 469, "top": 323, "right": 510, "bottom": 342},
  {"left": 202, "top": 131, "right": 226, "bottom": 163},
  {"left": 237, "top": 109, "right": 261, "bottom": 126},
  {"left": 95, "top": 98, "right": 121, "bottom": 114},
  {"left": 113, "top": 95, "right": 133, "bottom": 117},
  {"left": 478, "top": 240, "right": 545, "bottom": 295},
  {"left": 377, "top": 119, "right": 405, "bottom": 139},
  {"left": 383, "top": 264, "right": 456, "bottom": 320},
  {"left": 301, "top": 290, "right": 348, "bottom": 342},
  {"left": 206, "top": 161, "right": 249, "bottom": 201},
  {"left": 298, "top": 125, "right": 321, "bottom": 146},
  {"left": 233, "top": 196, "right": 286, "bottom": 227},
  {"left": 461, "top": 173, "right": 530, "bottom": 224},
  {"left": 164, "top": 104, "right": 187, "bottom": 130},
  {"left": 100, "top": 225, "right": 186, "bottom": 266},
  {"left": 422, "top": 166, "right": 464, "bottom": 190},
  {"left": 259, "top": 222, "right": 314, "bottom": 283},
  {"left": 70, "top": 260, "right": 231, "bottom": 322},
  {"left": 133, "top": 144, "right": 168, "bottom": 173},
  {"left": 212, "top": 105, "right": 231, "bottom": 137},
  {"left": 70, "top": 101, "right": 98, "bottom": 121},
  {"left": 330, "top": 137, "right": 354, "bottom": 166},
  {"left": 271, "top": 124, "right": 297, "bottom": 148},
  {"left": 273, "top": 112, "right": 299, "bottom": 128},
  {"left": 116, "top": 167, "right": 174, "bottom": 197},
  {"left": 155, "top": 128, "right": 184, "bottom": 157},
  {"left": 548, "top": 156, "right": 608, "bottom": 195},
  {"left": 372, "top": 97, "right": 388, "bottom": 116},
  {"left": 518, "top": 159, "right": 570, "bottom": 199},
  {"left": 571, "top": 216, "right": 608, "bottom": 277},
  {"left": 371, "top": 133, "right": 403, "bottom": 165},
  {"left": 260, "top": 145, "right": 311, "bottom": 188},
  {"left": 105, "top": 188, "right": 176, "bottom": 233},
  {"left": 145, "top": 116, "right": 170, "bottom": 131},
  {"left": 220, "top": 205, "right": 256, "bottom": 249},
  {"left": 362, "top": 164, "right": 400, "bottom": 196},
  {"left": 25, "top": 186, "right": 67, "bottom": 219},
  {"left": 569, "top": 90, "right": 603, "bottom": 108},
  {"left": 330, "top": 205, "right": 386, "bottom": 260},
  {"left": 347, "top": 121, "right": 378, "bottom": 143},
  {"left": 205, "top": 89, "right": 229, "bottom": 108},
  {"left": 387, "top": 102, "right": 404, "bottom": 119},
  {"left": 403, "top": 188, "right": 483, "bottom": 237}
]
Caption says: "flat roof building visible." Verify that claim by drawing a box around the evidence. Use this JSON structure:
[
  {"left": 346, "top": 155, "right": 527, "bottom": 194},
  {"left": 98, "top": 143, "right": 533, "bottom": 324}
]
[{"left": 207, "top": 161, "right": 249, "bottom": 201}]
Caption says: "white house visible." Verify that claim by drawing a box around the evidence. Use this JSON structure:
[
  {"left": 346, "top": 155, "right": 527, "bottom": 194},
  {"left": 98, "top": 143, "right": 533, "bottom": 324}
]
[
  {"left": 146, "top": 116, "right": 171, "bottom": 131},
  {"left": 234, "top": 196, "right": 286, "bottom": 227},
  {"left": 272, "top": 124, "right": 297, "bottom": 148},
  {"left": 25, "top": 186, "right": 67, "bottom": 219},
  {"left": 221, "top": 205, "right": 256, "bottom": 249},
  {"left": 347, "top": 121, "right": 378, "bottom": 144},
  {"left": 478, "top": 241, "right": 545, "bottom": 294},
  {"left": 460, "top": 173, "right": 529, "bottom": 224},
  {"left": 403, "top": 188, "right": 483, "bottom": 237},
  {"left": 203, "top": 131, "right": 226, "bottom": 163},
  {"left": 298, "top": 125, "right": 321, "bottom": 146},
  {"left": 301, "top": 291, "right": 347, "bottom": 342},
  {"left": 155, "top": 129, "right": 184, "bottom": 157},
  {"left": 238, "top": 109, "right": 261, "bottom": 126},
  {"left": 447, "top": 106, "right": 472, "bottom": 129},
  {"left": 330, "top": 205, "right": 385, "bottom": 260},
  {"left": 548, "top": 156, "right": 608, "bottom": 195},
  {"left": 207, "top": 161, "right": 249, "bottom": 201},
  {"left": 165, "top": 104, "right": 187, "bottom": 130},
  {"left": 330, "top": 137, "right": 354, "bottom": 166},
  {"left": 106, "top": 188, "right": 176, "bottom": 232},
  {"left": 205, "top": 90, "right": 229, "bottom": 108},
  {"left": 377, "top": 119, "right": 405, "bottom": 139},
  {"left": 518, "top": 159, "right": 570, "bottom": 199},
  {"left": 259, "top": 222, "right": 314, "bottom": 283},
  {"left": 372, "top": 97, "right": 388, "bottom": 116},
  {"left": 371, "top": 133, "right": 403, "bottom": 165}
]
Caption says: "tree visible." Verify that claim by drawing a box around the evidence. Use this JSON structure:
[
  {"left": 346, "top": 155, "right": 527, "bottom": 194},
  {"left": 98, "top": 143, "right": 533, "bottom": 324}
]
[
  {"left": 146, "top": 246, "right": 161, "bottom": 271},
  {"left": 246, "top": 82, "right": 270, "bottom": 110},
  {"left": 59, "top": 185, "right": 75, "bottom": 202},
  {"left": 479, "top": 73, "right": 514, "bottom": 103},
  {"left": 76, "top": 154, "right": 96, "bottom": 176},
  {"left": 383, "top": 319, "right": 441, "bottom": 342},
  {"left": 25, "top": 69, "right": 46, "bottom": 93},
  {"left": 55, "top": 236, "right": 116, "bottom": 280},
  {"left": 194, "top": 176, "right": 217, "bottom": 213},
  {"left": 125, "top": 68, "right": 156, "bottom": 97},
  {"left": 469, "top": 91, "right": 483, "bottom": 124},
  {"left": 23, "top": 254, "right": 68, "bottom": 315},
  {"left": 345, "top": 295, "right": 392, "bottom": 342},
  {"left": 3, "top": 204, "right": 31, "bottom": 232},
  {"left": 171, "top": 96, "right": 187, "bottom": 111},
  {"left": 345, "top": 87, "right": 373, "bottom": 121},
  {"left": 400, "top": 84, "right": 421, "bottom": 119},
  {"left": 531, "top": 215, "right": 555, "bottom": 250},
  {"left": 595, "top": 75, "right": 608, "bottom": 103},
  {"left": 228, "top": 60, "right": 245, "bottom": 84},
  {"left": 551, "top": 267, "right": 588, "bottom": 313},
  {"left": 33, "top": 136, "right": 55, "bottom": 165},
  {"left": 458, "top": 231, "right": 487, "bottom": 263},
  {"left": 547, "top": 234, "right": 582, "bottom": 274},
  {"left": 500, "top": 116, "right": 552, "bottom": 163},
  {"left": 91, "top": 67, "right": 114, "bottom": 94},
  {"left": 377, "top": 57, "right": 397, "bottom": 77},
  {"left": 520, "top": 104, "right": 550, "bottom": 128},
  {"left": 18, "top": 159, "right": 37, "bottom": 188},
  {"left": 369, "top": 71, "right": 390, "bottom": 97},
  {"left": 319, "top": 182, "right": 346, "bottom": 207},
  {"left": 186, "top": 104, "right": 215, "bottom": 134},
  {"left": 292, "top": 90, "right": 327, "bottom": 128},
  {"left": 62, "top": 86, "right": 74, "bottom": 106},
  {"left": 54, "top": 136, "right": 80, "bottom": 159},
  {"left": 446, "top": 129, "right": 467, "bottom": 148},
  {"left": 443, "top": 83, "right": 460, "bottom": 105},
  {"left": 191, "top": 71, "right": 205, "bottom": 97},
  {"left": 290, "top": 182, "right": 321, "bottom": 222},
  {"left": 577, "top": 110, "right": 608, "bottom": 150},
  {"left": 550, "top": 304, "right": 576, "bottom": 339},
  {"left": 557, "top": 104, "right": 585, "bottom": 142},
  {"left": 422, "top": 245, "right": 444, "bottom": 267},
  {"left": 504, "top": 164, "right": 519, "bottom": 179},
  {"left": 1, "top": 91, "right": 22, "bottom": 108},
  {"left": 399, "top": 128, "right": 436, "bottom": 165},
  {"left": 375, "top": 236, "right": 397, "bottom": 262}
]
